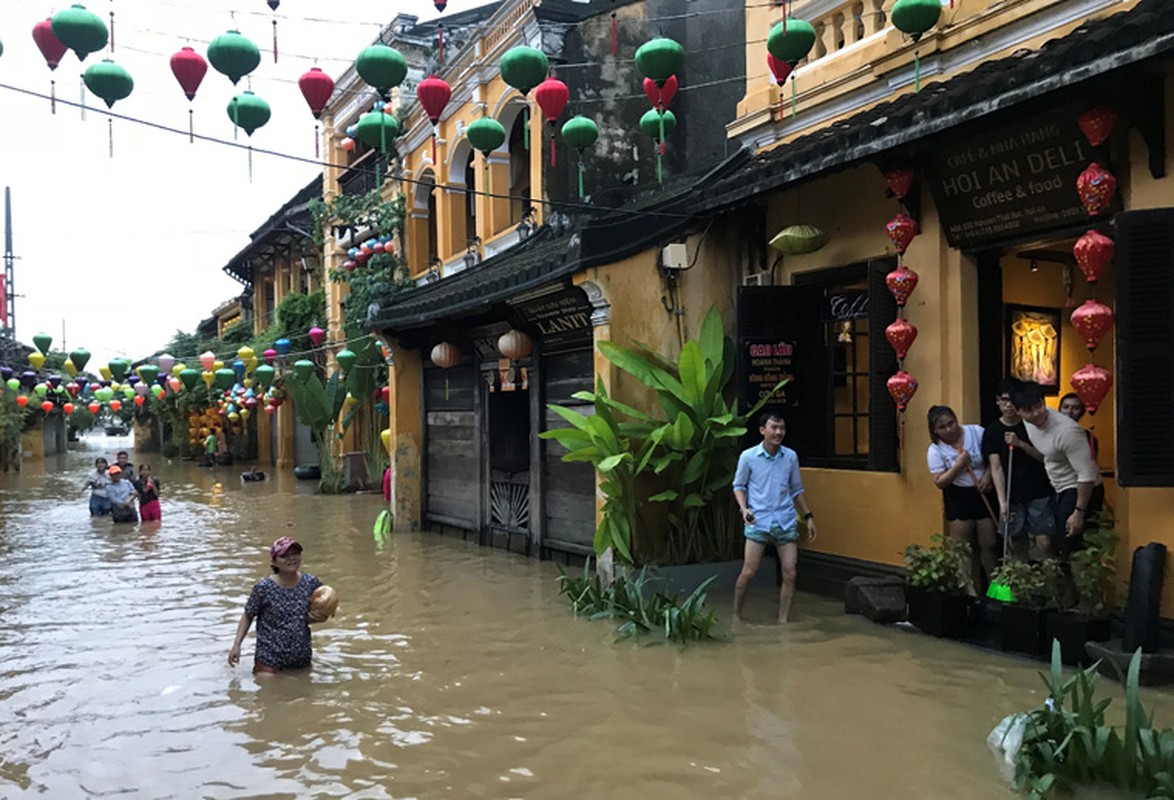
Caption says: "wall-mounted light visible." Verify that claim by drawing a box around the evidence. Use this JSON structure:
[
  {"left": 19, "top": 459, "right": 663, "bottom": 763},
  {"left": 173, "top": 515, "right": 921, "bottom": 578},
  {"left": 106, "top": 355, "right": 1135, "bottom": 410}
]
[
  {"left": 464, "top": 237, "right": 482, "bottom": 270},
  {"left": 1030, "top": 259, "right": 1039, "bottom": 273},
  {"left": 426, "top": 257, "right": 442, "bottom": 283},
  {"left": 516, "top": 206, "right": 538, "bottom": 242}
]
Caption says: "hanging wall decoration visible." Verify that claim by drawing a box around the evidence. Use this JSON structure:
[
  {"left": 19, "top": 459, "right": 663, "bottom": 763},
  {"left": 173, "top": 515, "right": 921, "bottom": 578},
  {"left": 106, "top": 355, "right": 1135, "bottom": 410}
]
[
  {"left": 880, "top": 167, "right": 921, "bottom": 447},
  {"left": 356, "top": 44, "right": 407, "bottom": 99},
  {"left": 1070, "top": 364, "right": 1112, "bottom": 415},
  {"left": 1069, "top": 299, "right": 1114, "bottom": 352},
  {"left": 33, "top": 18, "right": 69, "bottom": 113},
  {"left": 500, "top": 46, "right": 549, "bottom": 151},
  {"left": 561, "top": 115, "right": 598, "bottom": 199},
  {"left": 298, "top": 67, "right": 335, "bottom": 157},
  {"left": 535, "top": 76, "right": 569, "bottom": 167},
  {"left": 170, "top": 46, "right": 208, "bottom": 142},
  {"left": 51, "top": 4, "right": 109, "bottom": 62},
  {"left": 885, "top": 212, "right": 919, "bottom": 255},
  {"left": 766, "top": 18, "right": 814, "bottom": 117},
  {"left": 208, "top": 30, "right": 261, "bottom": 86},
  {"left": 416, "top": 75, "right": 452, "bottom": 163},
  {"left": 890, "top": 0, "right": 941, "bottom": 92}
]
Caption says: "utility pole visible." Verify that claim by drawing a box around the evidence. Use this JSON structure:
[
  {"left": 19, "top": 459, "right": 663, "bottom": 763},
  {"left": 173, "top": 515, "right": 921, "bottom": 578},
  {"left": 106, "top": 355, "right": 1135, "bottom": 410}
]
[{"left": 2, "top": 187, "right": 14, "bottom": 340}]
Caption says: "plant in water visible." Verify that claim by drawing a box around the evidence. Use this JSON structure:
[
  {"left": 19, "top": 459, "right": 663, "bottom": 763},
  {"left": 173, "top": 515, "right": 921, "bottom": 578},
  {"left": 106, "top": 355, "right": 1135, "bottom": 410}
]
[
  {"left": 1070, "top": 511, "right": 1118, "bottom": 616},
  {"left": 903, "top": 533, "right": 971, "bottom": 594},
  {"left": 989, "top": 558, "right": 1068, "bottom": 610}
]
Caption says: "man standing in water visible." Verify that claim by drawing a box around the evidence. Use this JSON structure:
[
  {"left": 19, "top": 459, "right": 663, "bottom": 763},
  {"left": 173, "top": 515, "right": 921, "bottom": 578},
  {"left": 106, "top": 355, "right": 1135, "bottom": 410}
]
[{"left": 732, "top": 413, "right": 816, "bottom": 623}]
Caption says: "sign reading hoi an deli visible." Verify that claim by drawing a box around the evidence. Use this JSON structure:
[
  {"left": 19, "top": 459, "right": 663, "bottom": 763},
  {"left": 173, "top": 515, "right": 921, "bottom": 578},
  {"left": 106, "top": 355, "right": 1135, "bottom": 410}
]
[{"left": 925, "top": 107, "right": 1098, "bottom": 248}]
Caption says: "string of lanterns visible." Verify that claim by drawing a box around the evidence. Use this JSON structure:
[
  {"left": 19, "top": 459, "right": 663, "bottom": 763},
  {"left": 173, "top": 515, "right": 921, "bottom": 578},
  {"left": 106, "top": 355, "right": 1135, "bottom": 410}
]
[{"left": 882, "top": 168, "right": 921, "bottom": 448}]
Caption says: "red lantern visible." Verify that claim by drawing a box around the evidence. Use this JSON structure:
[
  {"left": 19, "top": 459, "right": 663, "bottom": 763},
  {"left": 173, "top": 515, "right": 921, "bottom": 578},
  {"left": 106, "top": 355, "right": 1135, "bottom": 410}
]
[
  {"left": 766, "top": 54, "right": 792, "bottom": 86},
  {"left": 886, "top": 264, "right": 920, "bottom": 307},
  {"left": 66, "top": 381, "right": 81, "bottom": 397},
  {"left": 340, "top": 137, "right": 356, "bottom": 152},
  {"left": 110, "top": 399, "right": 122, "bottom": 412},
  {"left": 33, "top": 19, "right": 68, "bottom": 70},
  {"left": 88, "top": 401, "right": 100, "bottom": 414},
  {"left": 885, "top": 318, "right": 918, "bottom": 360},
  {"left": 16, "top": 395, "right": 28, "bottom": 408},
  {"left": 535, "top": 77, "right": 570, "bottom": 167},
  {"left": 498, "top": 329, "right": 534, "bottom": 361},
  {"left": 63, "top": 402, "right": 75, "bottom": 415},
  {"left": 298, "top": 67, "right": 334, "bottom": 119},
  {"left": 430, "top": 342, "right": 462, "bottom": 369},
  {"left": 884, "top": 169, "right": 916, "bottom": 201},
  {"left": 434, "top": 0, "right": 447, "bottom": 10},
  {"left": 1072, "top": 229, "right": 1113, "bottom": 284},
  {"left": 642, "top": 74, "right": 678, "bottom": 109},
  {"left": 343, "top": 260, "right": 357, "bottom": 272},
  {"left": 1070, "top": 299, "right": 1115, "bottom": 352},
  {"left": 886, "top": 213, "right": 919, "bottom": 255},
  {"left": 134, "top": 395, "right": 145, "bottom": 407},
  {"left": 381, "top": 386, "right": 391, "bottom": 402},
  {"left": 170, "top": 47, "right": 208, "bottom": 101},
  {"left": 1071, "top": 364, "right": 1113, "bottom": 415},
  {"left": 1076, "top": 163, "right": 1117, "bottom": 217},
  {"left": 886, "top": 370, "right": 919, "bottom": 412},
  {"left": 354, "top": 251, "right": 369, "bottom": 266},
  {"left": 40, "top": 400, "right": 54, "bottom": 413},
  {"left": 1077, "top": 106, "right": 1117, "bottom": 147},
  {"left": 417, "top": 76, "right": 452, "bottom": 125}
]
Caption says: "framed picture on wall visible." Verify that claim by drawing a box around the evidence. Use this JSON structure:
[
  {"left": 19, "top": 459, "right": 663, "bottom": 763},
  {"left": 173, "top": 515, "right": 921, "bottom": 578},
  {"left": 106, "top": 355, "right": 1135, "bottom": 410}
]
[{"left": 1005, "top": 304, "right": 1062, "bottom": 394}]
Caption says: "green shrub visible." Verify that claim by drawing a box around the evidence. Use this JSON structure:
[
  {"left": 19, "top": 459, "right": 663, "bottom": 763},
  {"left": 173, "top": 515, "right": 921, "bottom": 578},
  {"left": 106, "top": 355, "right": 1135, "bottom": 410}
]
[{"left": 904, "top": 533, "right": 971, "bottom": 595}]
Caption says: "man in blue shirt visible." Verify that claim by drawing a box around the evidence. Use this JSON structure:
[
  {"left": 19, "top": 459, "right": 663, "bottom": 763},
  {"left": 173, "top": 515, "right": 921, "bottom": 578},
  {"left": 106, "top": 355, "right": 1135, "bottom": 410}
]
[{"left": 732, "top": 413, "right": 816, "bottom": 623}]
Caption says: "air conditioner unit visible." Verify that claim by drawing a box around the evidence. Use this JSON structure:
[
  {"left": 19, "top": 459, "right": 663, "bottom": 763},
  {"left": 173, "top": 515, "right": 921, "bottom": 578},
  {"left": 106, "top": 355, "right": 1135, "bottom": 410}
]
[{"left": 742, "top": 272, "right": 770, "bottom": 287}]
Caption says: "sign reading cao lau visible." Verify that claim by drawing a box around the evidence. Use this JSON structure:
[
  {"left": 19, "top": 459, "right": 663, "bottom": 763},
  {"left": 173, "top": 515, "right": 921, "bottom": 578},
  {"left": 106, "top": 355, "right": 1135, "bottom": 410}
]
[
  {"left": 742, "top": 339, "right": 796, "bottom": 408},
  {"left": 925, "top": 108, "right": 1093, "bottom": 248}
]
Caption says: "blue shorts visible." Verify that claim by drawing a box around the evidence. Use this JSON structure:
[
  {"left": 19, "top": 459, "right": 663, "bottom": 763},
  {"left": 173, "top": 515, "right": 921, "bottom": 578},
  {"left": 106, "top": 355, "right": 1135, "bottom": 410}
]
[
  {"left": 89, "top": 495, "right": 112, "bottom": 517},
  {"left": 745, "top": 524, "right": 799, "bottom": 547},
  {"left": 1006, "top": 496, "right": 1054, "bottom": 538}
]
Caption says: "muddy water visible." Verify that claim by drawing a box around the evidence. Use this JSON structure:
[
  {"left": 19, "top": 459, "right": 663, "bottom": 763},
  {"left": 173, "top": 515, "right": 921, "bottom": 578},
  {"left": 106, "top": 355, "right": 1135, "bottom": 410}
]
[{"left": 1, "top": 438, "right": 1168, "bottom": 799}]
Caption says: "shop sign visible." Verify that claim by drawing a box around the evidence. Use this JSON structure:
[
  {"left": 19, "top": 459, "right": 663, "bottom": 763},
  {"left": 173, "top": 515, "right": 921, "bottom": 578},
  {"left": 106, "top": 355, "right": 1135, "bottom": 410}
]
[
  {"left": 513, "top": 287, "right": 593, "bottom": 348},
  {"left": 821, "top": 290, "right": 868, "bottom": 323},
  {"left": 924, "top": 107, "right": 1095, "bottom": 248},
  {"left": 741, "top": 339, "right": 796, "bottom": 408}
]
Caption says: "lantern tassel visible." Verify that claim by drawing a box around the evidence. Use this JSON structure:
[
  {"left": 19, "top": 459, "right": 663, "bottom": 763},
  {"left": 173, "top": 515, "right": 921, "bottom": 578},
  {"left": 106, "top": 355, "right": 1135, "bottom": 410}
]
[
  {"left": 248, "top": 145, "right": 254, "bottom": 183},
  {"left": 50, "top": 79, "right": 57, "bottom": 115},
  {"left": 790, "top": 76, "right": 797, "bottom": 118},
  {"left": 550, "top": 133, "right": 556, "bottom": 167},
  {"left": 658, "top": 106, "right": 665, "bottom": 154},
  {"left": 611, "top": 12, "right": 617, "bottom": 55},
  {"left": 438, "top": 23, "right": 444, "bottom": 65},
  {"left": 109, "top": 11, "right": 115, "bottom": 52},
  {"left": 578, "top": 161, "right": 584, "bottom": 199},
  {"left": 108, "top": 116, "right": 113, "bottom": 158},
  {"left": 431, "top": 129, "right": 437, "bottom": 165},
  {"left": 898, "top": 411, "right": 905, "bottom": 450},
  {"left": 445, "top": 374, "right": 450, "bottom": 401},
  {"left": 656, "top": 150, "right": 662, "bottom": 184},
  {"left": 914, "top": 50, "right": 921, "bottom": 93},
  {"left": 80, "top": 83, "right": 86, "bottom": 121},
  {"left": 188, "top": 108, "right": 194, "bottom": 144},
  {"left": 524, "top": 104, "right": 530, "bottom": 150},
  {"left": 314, "top": 123, "right": 320, "bottom": 158},
  {"left": 273, "top": 19, "right": 279, "bottom": 63}
]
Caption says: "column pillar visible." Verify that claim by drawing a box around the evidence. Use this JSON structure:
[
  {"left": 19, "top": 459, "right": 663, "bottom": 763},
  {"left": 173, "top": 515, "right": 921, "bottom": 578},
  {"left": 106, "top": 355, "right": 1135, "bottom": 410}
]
[{"left": 386, "top": 338, "right": 423, "bottom": 530}]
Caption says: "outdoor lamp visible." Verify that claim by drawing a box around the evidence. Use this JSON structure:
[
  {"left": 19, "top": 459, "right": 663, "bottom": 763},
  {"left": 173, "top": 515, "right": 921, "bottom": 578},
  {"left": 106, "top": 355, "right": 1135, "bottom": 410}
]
[
  {"left": 463, "top": 237, "right": 482, "bottom": 270},
  {"left": 516, "top": 206, "right": 538, "bottom": 241},
  {"left": 426, "top": 257, "right": 442, "bottom": 283}
]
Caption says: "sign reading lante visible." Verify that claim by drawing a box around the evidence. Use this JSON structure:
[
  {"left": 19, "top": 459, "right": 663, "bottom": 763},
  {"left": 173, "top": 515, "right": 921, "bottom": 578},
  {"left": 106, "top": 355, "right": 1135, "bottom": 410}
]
[
  {"left": 514, "top": 287, "right": 593, "bottom": 348},
  {"left": 925, "top": 108, "right": 1094, "bottom": 248}
]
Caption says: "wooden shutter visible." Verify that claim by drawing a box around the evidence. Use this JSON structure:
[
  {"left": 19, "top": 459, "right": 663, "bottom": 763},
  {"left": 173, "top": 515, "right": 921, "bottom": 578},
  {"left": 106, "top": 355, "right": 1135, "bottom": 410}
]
[
  {"left": 423, "top": 362, "right": 478, "bottom": 527},
  {"left": 1116, "top": 208, "right": 1174, "bottom": 486},
  {"left": 868, "top": 259, "right": 900, "bottom": 472}
]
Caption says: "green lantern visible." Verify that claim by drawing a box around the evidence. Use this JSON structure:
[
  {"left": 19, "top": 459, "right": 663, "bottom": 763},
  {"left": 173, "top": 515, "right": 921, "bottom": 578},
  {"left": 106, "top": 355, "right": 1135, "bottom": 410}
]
[
  {"left": 500, "top": 46, "right": 549, "bottom": 150},
  {"left": 95, "top": 387, "right": 114, "bottom": 402},
  {"left": 355, "top": 110, "right": 400, "bottom": 153},
  {"left": 35, "top": 383, "right": 48, "bottom": 398},
  {"left": 228, "top": 92, "right": 271, "bottom": 136},
  {"left": 767, "top": 19, "right": 816, "bottom": 64},
  {"left": 466, "top": 116, "right": 506, "bottom": 156},
  {"left": 891, "top": 0, "right": 942, "bottom": 42},
  {"left": 32, "top": 333, "right": 53, "bottom": 355},
  {"left": 634, "top": 37, "right": 684, "bottom": 84},
  {"left": 108, "top": 359, "right": 129, "bottom": 382},
  {"left": 214, "top": 368, "right": 236, "bottom": 391},
  {"left": 208, "top": 30, "right": 261, "bottom": 85},
  {"left": 293, "top": 359, "right": 316, "bottom": 384},
  {"left": 122, "top": 387, "right": 135, "bottom": 400},
  {"left": 561, "top": 116, "right": 598, "bottom": 199},
  {"left": 253, "top": 364, "right": 276, "bottom": 388},
  {"left": 51, "top": 4, "right": 108, "bottom": 62},
  {"left": 83, "top": 59, "right": 133, "bottom": 108},
  {"left": 179, "top": 368, "right": 201, "bottom": 391},
  {"left": 640, "top": 109, "right": 676, "bottom": 185},
  {"left": 138, "top": 365, "right": 160, "bottom": 385},
  {"left": 335, "top": 349, "right": 357, "bottom": 373},
  {"left": 70, "top": 348, "right": 91, "bottom": 372},
  {"left": 356, "top": 44, "right": 408, "bottom": 98}
]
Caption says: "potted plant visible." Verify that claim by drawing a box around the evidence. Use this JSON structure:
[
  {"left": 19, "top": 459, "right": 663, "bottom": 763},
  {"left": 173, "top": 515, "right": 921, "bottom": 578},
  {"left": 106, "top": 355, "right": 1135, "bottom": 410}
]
[
  {"left": 904, "top": 534, "right": 972, "bottom": 638},
  {"left": 1047, "top": 512, "right": 1117, "bottom": 666},
  {"left": 988, "top": 558, "right": 1064, "bottom": 658}
]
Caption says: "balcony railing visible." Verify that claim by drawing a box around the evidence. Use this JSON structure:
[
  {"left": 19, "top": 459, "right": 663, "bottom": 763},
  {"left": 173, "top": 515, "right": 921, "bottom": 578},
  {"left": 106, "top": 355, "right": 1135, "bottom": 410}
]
[
  {"left": 798, "top": 0, "right": 890, "bottom": 66},
  {"left": 339, "top": 153, "right": 387, "bottom": 197}
]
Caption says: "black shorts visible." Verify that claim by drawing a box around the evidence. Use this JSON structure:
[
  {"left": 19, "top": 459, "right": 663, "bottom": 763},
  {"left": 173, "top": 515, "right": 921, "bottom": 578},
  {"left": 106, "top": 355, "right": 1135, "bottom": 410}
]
[
  {"left": 942, "top": 484, "right": 992, "bottom": 521},
  {"left": 1054, "top": 484, "right": 1106, "bottom": 552}
]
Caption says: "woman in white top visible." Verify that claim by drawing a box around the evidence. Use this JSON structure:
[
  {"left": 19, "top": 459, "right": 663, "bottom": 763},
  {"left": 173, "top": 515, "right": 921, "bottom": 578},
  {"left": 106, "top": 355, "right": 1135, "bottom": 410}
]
[
  {"left": 83, "top": 457, "right": 112, "bottom": 517},
  {"left": 926, "top": 405, "right": 997, "bottom": 594}
]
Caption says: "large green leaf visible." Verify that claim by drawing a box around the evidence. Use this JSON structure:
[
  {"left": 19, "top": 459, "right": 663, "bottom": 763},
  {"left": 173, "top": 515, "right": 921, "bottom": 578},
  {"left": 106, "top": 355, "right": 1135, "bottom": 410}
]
[
  {"left": 678, "top": 341, "right": 707, "bottom": 405},
  {"left": 597, "top": 340, "right": 661, "bottom": 387},
  {"left": 547, "top": 403, "right": 591, "bottom": 432},
  {"left": 598, "top": 453, "right": 628, "bottom": 473},
  {"left": 648, "top": 489, "right": 679, "bottom": 502},
  {"left": 699, "top": 307, "right": 724, "bottom": 369}
]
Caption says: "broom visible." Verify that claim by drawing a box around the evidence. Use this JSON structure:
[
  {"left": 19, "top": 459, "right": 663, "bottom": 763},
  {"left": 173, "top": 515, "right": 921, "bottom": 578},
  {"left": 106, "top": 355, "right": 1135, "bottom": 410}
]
[{"left": 987, "top": 443, "right": 1015, "bottom": 602}]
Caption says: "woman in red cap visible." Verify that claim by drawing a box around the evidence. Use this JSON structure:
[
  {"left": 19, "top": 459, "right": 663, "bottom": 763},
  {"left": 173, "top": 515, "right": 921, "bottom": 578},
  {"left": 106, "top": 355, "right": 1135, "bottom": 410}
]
[{"left": 228, "top": 537, "right": 327, "bottom": 674}]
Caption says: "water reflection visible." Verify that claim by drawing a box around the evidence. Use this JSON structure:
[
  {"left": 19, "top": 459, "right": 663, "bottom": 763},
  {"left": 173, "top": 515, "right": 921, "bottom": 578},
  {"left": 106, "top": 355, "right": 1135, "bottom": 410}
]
[{"left": 2, "top": 436, "right": 1173, "bottom": 798}]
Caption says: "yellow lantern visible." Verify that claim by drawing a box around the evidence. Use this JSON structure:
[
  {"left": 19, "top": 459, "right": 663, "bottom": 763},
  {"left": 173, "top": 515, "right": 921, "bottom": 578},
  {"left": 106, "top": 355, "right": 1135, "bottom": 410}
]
[
  {"left": 498, "top": 329, "right": 534, "bottom": 361},
  {"left": 380, "top": 429, "right": 391, "bottom": 452}
]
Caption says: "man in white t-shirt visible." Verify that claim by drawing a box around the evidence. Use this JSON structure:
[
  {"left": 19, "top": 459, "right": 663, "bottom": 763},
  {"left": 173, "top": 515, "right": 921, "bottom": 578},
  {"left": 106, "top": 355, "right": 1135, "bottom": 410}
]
[{"left": 1011, "top": 381, "right": 1104, "bottom": 552}]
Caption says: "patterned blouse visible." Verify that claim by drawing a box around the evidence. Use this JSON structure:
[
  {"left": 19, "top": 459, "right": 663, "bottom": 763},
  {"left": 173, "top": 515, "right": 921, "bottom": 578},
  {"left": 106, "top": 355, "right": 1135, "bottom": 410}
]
[{"left": 244, "top": 573, "right": 322, "bottom": 670}]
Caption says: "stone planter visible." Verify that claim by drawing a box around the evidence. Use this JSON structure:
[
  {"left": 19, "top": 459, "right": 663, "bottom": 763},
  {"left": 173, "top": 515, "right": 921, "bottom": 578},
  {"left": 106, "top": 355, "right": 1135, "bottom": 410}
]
[
  {"left": 1046, "top": 612, "right": 1112, "bottom": 666},
  {"left": 905, "top": 587, "right": 969, "bottom": 639},
  {"left": 999, "top": 604, "right": 1048, "bottom": 658}
]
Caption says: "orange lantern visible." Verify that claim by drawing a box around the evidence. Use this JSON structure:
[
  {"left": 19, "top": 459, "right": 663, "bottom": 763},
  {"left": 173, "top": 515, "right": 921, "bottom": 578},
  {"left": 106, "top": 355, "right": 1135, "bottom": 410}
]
[
  {"left": 88, "top": 401, "right": 100, "bottom": 414},
  {"left": 110, "top": 399, "right": 122, "bottom": 412},
  {"left": 17, "top": 395, "right": 28, "bottom": 408},
  {"left": 63, "top": 402, "right": 75, "bottom": 415},
  {"left": 498, "top": 329, "right": 534, "bottom": 361},
  {"left": 41, "top": 400, "right": 54, "bottom": 413}
]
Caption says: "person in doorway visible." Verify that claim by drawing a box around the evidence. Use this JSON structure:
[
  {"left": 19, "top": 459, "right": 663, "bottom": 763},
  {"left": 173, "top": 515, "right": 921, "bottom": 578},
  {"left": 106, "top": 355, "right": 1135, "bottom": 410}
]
[
  {"left": 83, "top": 457, "right": 112, "bottom": 517},
  {"left": 134, "top": 464, "right": 162, "bottom": 522},
  {"left": 926, "top": 405, "right": 998, "bottom": 594},
  {"left": 982, "top": 379, "right": 1054, "bottom": 561},
  {"left": 1059, "top": 391, "right": 1099, "bottom": 462},
  {"left": 1012, "top": 381, "right": 1104, "bottom": 552},
  {"left": 228, "top": 537, "right": 326, "bottom": 674},
  {"left": 732, "top": 413, "right": 817, "bottom": 624},
  {"left": 106, "top": 465, "right": 139, "bottom": 524},
  {"left": 113, "top": 450, "right": 136, "bottom": 481}
]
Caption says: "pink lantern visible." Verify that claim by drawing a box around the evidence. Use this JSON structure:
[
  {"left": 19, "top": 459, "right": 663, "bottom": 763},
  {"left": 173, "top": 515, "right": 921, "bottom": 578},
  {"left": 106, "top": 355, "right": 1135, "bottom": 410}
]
[
  {"left": 263, "top": 348, "right": 277, "bottom": 365},
  {"left": 885, "top": 213, "right": 919, "bottom": 255},
  {"left": 884, "top": 169, "right": 916, "bottom": 201},
  {"left": 1072, "top": 229, "right": 1113, "bottom": 284},
  {"left": 309, "top": 326, "right": 326, "bottom": 347},
  {"left": 1070, "top": 300, "right": 1115, "bottom": 352},
  {"left": 885, "top": 318, "right": 918, "bottom": 360},
  {"left": 1077, "top": 106, "right": 1117, "bottom": 147},
  {"left": 885, "top": 265, "right": 920, "bottom": 307},
  {"left": 887, "top": 370, "right": 918, "bottom": 412},
  {"left": 1076, "top": 163, "right": 1117, "bottom": 217},
  {"left": 1071, "top": 364, "right": 1113, "bottom": 415},
  {"left": 168, "top": 377, "right": 182, "bottom": 393}
]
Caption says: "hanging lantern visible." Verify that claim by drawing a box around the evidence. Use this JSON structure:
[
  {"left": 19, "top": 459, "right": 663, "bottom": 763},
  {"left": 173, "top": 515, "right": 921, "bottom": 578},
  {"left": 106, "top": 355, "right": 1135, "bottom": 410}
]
[
  {"left": 430, "top": 342, "right": 461, "bottom": 369},
  {"left": 434, "top": 0, "right": 447, "bottom": 10},
  {"left": 299, "top": 66, "right": 335, "bottom": 156},
  {"left": 641, "top": 75, "right": 678, "bottom": 110},
  {"left": 1070, "top": 299, "right": 1115, "bottom": 352},
  {"left": 83, "top": 59, "right": 133, "bottom": 108},
  {"left": 170, "top": 47, "right": 207, "bottom": 100},
  {"left": 416, "top": 75, "right": 452, "bottom": 163},
  {"left": 535, "top": 77, "right": 569, "bottom": 166},
  {"left": 500, "top": 46, "right": 549, "bottom": 152},
  {"left": 28, "top": 353, "right": 45, "bottom": 371},
  {"left": 640, "top": 108, "right": 677, "bottom": 182},
  {"left": 1077, "top": 106, "right": 1117, "bottom": 147},
  {"left": 1073, "top": 229, "right": 1113, "bottom": 284},
  {"left": 214, "top": 369, "right": 236, "bottom": 391},
  {"left": 884, "top": 169, "right": 916, "bottom": 201},
  {"left": 292, "top": 360, "right": 316, "bottom": 384},
  {"left": 51, "top": 4, "right": 109, "bottom": 62},
  {"left": 227, "top": 91, "right": 271, "bottom": 136},
  {"left": 498, "top": 329, "right": 534, "bottom": 361},
  {"left": 885, "top": 319, "right": 919, "bottom": 360},
  {"left": 33, "top": 19, "right": 68, "bottom": 70},
  {"left": 133, "top": 395, "right": 145, "bottom": 408},
  {"left": 179, "top": 368, "right": 200, "bottom": 391},
  {"left": 890, "top": 0, "right": 941, "bottom": 42},
  {"left": 109, "top": 399, "right": 122, "bottom": 413},
  {"left": 767, "top": 19, "right": 815, "bottom": 63},
  {"left": 1070, "top": 364, "right": 1112, "bottom": 415},
  {"left": 274, "top": 338, "right": 292, "bottom": 356},
  {"left": 309, "top": 326, "right": 326, "bottom": 347},
  {"left": 33, "top": 333, "right": 52, "bottom": 354},
  {"left": 340, "top": 137, "right": 356, "bottom": 152},
  {"left": 768, "top": 224, "right": 829, "bottom": 255},
  {"left": 562, "top": 115, "right": 599, "bottom": 199},
  {"left": 16, "top": 396, "right": 29, "bottom": 408},
  {"left": 157, "top": 353, "right": 175, "bottom": 375},
  {"left": 139, "top": 365, "right": 160, "bottom": 385},
  {"left": 356, "top": 44, "right": 407, "bottom": 98},
  {"left": 467, "top": 116, "right": 507, "bottom": 157},
  {"left": 886, "top": 264, "right": 920, "bottom": 307},
  {"left": 63, "top": 402, "right": 75, "bottom": 415},
  {"left": 208, "top": 30, "right": 261, "bottom": 85},
  {"left": 69, "top": 348, "right": 91, "bottom": 372},
  {"left": 635, "top": 37, "right": 684, "bottom": 86},
  {"left": 254, "top": 364, "right": 276, "bottom": 388},
  {"left": 336, "top": 349, "right": 357, "bottom": 372},
  {"left": 767, "top": 54, "right": 793, "bottom": 86},
  {"left": 108, "top": 359, "right": 129, "bottom": 382},
  {"left": 41, "top": 400, "right": 55, "bottom": 413},
  {"left": 1076, "top": 163, "right": 1117, "bottom": 217},
  {"left": 886, "top": 212, "right": 919, "bottom": 255},
  {"left": 86, "top": 400, "right": 99, "bottom": 413},
  {"left": 887, "top": 370, "right": 919, "bottom": 412},
  {"left": 355, "top": 110, "right": 400, "bottom": 154}
]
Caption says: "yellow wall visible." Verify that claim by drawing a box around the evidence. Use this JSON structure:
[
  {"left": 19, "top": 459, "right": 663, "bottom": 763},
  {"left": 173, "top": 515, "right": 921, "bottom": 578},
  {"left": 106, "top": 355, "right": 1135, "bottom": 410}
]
[{"left": 384, "top": 340, "right": 423, "bottom": 529}]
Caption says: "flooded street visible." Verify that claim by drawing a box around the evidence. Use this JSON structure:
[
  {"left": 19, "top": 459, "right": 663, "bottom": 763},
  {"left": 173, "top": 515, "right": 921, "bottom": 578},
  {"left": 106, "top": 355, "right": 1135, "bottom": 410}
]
[{"left": 1, "top": 439, "right": 1169, "bottom": 799}]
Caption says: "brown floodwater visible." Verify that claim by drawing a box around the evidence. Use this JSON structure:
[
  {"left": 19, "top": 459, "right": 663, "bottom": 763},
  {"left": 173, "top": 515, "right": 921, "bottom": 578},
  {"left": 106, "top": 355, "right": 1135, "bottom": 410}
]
[{"left": 1, "top": 437, "right": 1171, "bottom": 799}]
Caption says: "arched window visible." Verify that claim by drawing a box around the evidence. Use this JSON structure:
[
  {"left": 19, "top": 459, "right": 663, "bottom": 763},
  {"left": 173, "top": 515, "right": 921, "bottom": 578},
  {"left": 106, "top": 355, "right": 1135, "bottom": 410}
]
[{"left": 508, "top": 113, "right": 531, "bottom": 225}]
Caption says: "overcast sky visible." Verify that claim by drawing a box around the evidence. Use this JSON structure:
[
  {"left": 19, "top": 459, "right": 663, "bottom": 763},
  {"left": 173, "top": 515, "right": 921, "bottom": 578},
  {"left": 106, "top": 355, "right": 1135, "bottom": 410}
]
[{"left": 2, "top": 0, "right": 447, "bottom": 367}]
